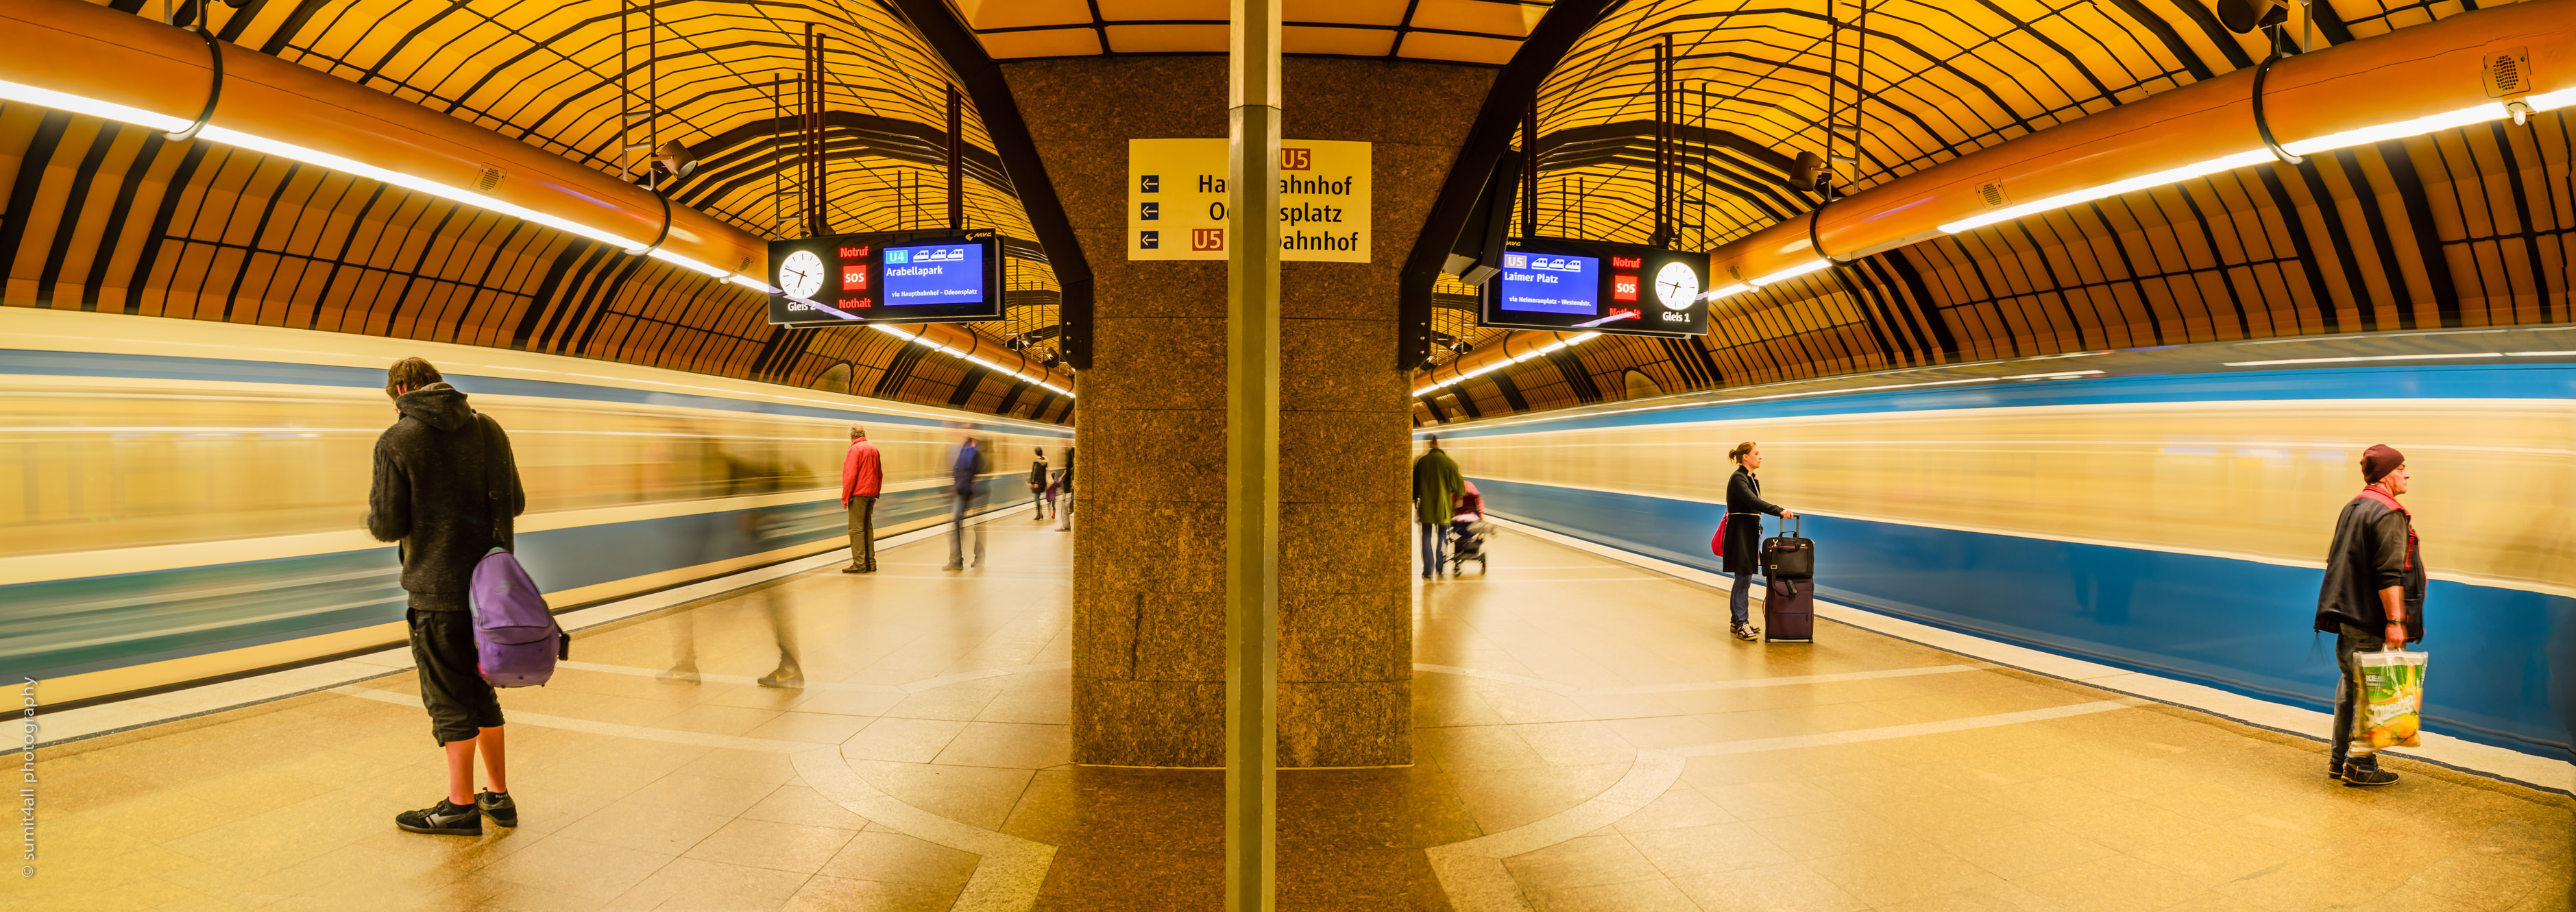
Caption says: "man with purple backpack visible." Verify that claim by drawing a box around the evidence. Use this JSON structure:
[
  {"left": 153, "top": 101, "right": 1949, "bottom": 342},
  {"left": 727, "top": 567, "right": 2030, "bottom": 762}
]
[{"left": 366, "top": 357, "right": 526, "bottom": 837}]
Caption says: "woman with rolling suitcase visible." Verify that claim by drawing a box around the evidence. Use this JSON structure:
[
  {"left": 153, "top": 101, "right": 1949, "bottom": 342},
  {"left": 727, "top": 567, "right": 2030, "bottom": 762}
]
[{"left": 1720, "top": 442, "right": 1796, "bottom": 642}]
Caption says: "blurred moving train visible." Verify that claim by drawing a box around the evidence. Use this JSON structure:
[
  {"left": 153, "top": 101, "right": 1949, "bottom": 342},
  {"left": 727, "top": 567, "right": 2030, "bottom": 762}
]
[
  {"left": 1, "top": 308, "right": 1071, "bottom": 708},
  {"left": 1431, "top": 326, "right": 2576, "bottom": 763}
]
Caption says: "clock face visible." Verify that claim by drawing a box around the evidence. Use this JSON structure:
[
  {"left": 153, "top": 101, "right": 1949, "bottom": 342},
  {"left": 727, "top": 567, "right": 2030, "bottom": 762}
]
[
  {"left": 778, "top": 250, "right": 825, "bottom": 298},
  {"left": 1655, "top": 260, "right": 1701, "bottom": 310}
]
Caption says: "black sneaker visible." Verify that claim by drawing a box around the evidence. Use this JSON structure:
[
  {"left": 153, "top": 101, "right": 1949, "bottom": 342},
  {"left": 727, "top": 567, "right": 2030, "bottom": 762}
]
[
  {"left": 2340, "top": 758, "right": 2399, "bottom": 787},
  {"left": 841, "top": 566, "right": 864, "bottom": 574},
  {"left": 396, "top": 798, "right": 483, "bottom": 836},
  {"left": 476, "top": 790, "right": 518, "bottom": 828}
]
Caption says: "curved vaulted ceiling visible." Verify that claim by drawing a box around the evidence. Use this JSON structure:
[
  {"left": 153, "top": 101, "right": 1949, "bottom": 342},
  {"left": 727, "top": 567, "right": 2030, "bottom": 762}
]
[
  {"left": 1, "top": 0, "right": 1073, "bottom": 420},
  {"left": 949, "top": 0, "right": 1553, "bottom": 62},
  {"left": 1418, "top": 0, "right": 2573, "bottom": 424}
]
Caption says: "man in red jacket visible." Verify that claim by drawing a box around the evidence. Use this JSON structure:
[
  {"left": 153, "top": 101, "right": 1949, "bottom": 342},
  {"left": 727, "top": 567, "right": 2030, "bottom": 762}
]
[{"left": 842, "top": 425, "right": 883, "bottom": 573}]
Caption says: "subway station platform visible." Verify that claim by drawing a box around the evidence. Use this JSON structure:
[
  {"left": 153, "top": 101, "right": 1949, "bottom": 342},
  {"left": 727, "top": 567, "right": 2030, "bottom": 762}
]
[{"left": 19, "top": 507, "right": 2571, "bottom": 912}]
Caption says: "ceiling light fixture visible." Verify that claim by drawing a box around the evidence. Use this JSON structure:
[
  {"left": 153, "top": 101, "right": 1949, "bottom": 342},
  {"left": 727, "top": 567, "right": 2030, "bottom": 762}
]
[
  {"left": 1749, "top": 259, "right": 1831, "bottom": 286},
  {"left": 1411, "top": 333, "right": 1601, "bottom": 397},
  {"left": 0, "top": 80, "right": 753, "bottom": 287},
  {"left": 1941, "top": 87, "right": 2576, "bottom": 237}
]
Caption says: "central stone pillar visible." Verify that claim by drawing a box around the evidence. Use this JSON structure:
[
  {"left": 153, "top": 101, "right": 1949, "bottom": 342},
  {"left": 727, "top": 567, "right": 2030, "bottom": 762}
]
[{"left": 1007, "top": 56, "right": 1492, "bottom": 768}]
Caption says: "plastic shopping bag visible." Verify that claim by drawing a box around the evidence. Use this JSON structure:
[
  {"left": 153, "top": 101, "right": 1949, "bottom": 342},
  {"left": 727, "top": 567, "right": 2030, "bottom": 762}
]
[{"left": 2352, "top": 649, "right": 2427, "bottom": 756}]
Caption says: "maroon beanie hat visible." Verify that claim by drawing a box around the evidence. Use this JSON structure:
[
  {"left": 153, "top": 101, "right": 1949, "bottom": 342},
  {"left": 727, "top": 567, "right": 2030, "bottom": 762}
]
[{"left": 2361, "top": 444, "right": 2405, "bottom": 483}]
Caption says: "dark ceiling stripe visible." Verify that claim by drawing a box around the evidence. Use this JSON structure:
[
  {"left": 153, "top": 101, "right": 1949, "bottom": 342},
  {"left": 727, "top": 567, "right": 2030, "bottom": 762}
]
[
  {"left": 2285, "top": 156, "right": 2383, "bottom": 330},
  {"left": 2373, "top": 137, "right": 2464, "bottom": 327},
  {"left": 2246, "top": 166, "right": 2342, "bottom": 333},
  {"left": 2329, "top": 147, "right": 2417, "bottom": 332},
  {"left": 2475, "top": 122, "right": 2548, "bottom": 326},
  {"left": 0, "top": 111, "right": 73, "bottom": 289},
  {"left": 82, "top": 130, "right": 167, "bottom": 311},
  {"left": 34, "top": 122, "right": 122, "bottom": 308},
  {"left": 219, "top": 161, "right": 307, "bottom": 321},
  {"left": 308, "top": 180, "right": 392, "bottom": 330}
]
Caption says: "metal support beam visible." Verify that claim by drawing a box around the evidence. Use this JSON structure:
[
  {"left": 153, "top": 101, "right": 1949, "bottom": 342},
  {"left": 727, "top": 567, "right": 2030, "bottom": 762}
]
[
  {"left": 1224, "top": 0, "right": 1280, "bottom": 909},
  {"left": 945, "top": 83, "right": 964, "bottom": 230}
]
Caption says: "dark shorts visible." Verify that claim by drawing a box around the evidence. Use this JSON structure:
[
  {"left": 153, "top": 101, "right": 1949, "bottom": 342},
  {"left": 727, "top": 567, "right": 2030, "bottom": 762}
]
[{"left": 409, "top": 601, "right": 504, "bottom": 744}]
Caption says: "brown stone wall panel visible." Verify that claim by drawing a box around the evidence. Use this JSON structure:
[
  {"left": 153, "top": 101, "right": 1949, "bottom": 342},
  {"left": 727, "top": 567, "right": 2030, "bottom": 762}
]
[
  {"left": 1280, "top": 500, "right": 1409, "bottom": 596},
  {"left": 1132, "top": 590, "right": 1228, "bottom": 683},
  {"left": 1084, "top": 317, "right": 1226, "bottom": 409},
  {"left": 1082, "top": 232, "right": 1229, "bottom": 319},
  {"left": 1278, "top": 590, "right": 1409, "bottom": 685},
  {"left": 1070, "top": 677, "right": 1224, "bottom": 768},
  {"left": 1076, "top": 498, "right": 1226, "bottom": 597},
  {"left": 1001, "top": 57, "right": 1226, "bottom": 144},
  {"left": 1080, "top": 407, "right": 1224, "bottom": 504},
  {"left": 1278, "top": 681, "right": 1409, "bottom": 768},
  {"left": 1280, "top": 317, "right": 1405, "bottom": 411},
  {"left": 1278, "top": 409, "right": 1410, "bottom": 505}
]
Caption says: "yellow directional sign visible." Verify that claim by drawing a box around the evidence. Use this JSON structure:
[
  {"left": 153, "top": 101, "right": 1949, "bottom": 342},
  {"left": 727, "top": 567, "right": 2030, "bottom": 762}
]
[{"left": 1126, "top": 139, "right": 1371, "bottom": 262}]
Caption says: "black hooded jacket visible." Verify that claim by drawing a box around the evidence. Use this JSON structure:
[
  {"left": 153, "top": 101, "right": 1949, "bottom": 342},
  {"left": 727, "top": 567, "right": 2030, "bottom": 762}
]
[{"left": 366, "top": 383, "right": 525, "bottom": 608}]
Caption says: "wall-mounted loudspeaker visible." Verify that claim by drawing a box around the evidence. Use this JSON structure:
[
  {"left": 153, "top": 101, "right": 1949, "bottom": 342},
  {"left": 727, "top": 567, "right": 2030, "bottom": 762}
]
[{"left": 2214, "top": 0, "right": 2289, "bottom": 34}]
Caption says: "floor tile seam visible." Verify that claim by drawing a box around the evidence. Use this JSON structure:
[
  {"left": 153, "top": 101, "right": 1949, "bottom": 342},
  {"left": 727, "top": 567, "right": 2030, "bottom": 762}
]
[
  {"left": 1412, "top": 661, "right": 1997, "bottom": 698},
  {"left": 787, "top": 749, "right": 1054, "bottom": 912},
  {"left": 1425, "top": 752, "right": 1690, "bottom": 911}
]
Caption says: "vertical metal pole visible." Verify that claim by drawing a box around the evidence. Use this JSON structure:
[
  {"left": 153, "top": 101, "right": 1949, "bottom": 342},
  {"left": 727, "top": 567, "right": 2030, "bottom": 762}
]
[
  {"left": 1520, "top": 97, "right": 1537, "bottom": 239},
  {"left": 1224, "top": 0, "right": 1280, "bottom": 909},
  {"left": 773, "top": 75, "right": 783, "bottom": 232},
  {"left": 946, "top": 84, "right": 964, "bottom": 230},
  {"left": 805, "top": 23, "right": 823, "bottom": 238}
]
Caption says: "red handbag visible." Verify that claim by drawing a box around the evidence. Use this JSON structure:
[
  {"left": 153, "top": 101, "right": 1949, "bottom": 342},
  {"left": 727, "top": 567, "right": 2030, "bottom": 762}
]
[{"left": 1710, "top": 516, "right": 1728, "bottom": 557}]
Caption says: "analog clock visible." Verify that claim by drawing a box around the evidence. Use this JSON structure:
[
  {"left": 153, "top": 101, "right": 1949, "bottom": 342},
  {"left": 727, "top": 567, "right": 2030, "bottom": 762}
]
[
  {"left": 778, "top": 250, "right": 825, "bottom": 298},
  {"left": 1655, "top": 260, "right": 1701, "bottom": 311}
]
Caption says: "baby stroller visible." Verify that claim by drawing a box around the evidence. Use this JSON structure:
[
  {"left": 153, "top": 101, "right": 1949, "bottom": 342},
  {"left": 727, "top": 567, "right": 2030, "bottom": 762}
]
[{"left": 1446, "top": 481, "right": 1493, "bottom": 575}]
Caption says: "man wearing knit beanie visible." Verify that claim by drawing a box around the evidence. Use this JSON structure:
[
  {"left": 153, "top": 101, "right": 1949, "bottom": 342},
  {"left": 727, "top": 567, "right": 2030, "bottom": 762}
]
[{"left": 2312, "top": 444, "right": 2422, "bottom": 786}]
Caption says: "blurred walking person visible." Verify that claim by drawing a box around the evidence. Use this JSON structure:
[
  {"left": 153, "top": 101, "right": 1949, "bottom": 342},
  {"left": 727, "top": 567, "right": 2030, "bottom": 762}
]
[
  {"left": 1721, "top": 442, "right": 1795, "bottom": 643},
  {"left": 366, "top": 357, "right": 524, "bottom": 837},
  {"left": 2315, "top": 444, "right": 2422, "bottom": 787},
  {"left": 842, "top": 425, "right": 882, "bottom": 574},
  {"left": 1028, "top": 447, "right": 1053, "bottom": 521},
  {"left": 1413, "top": 435, "right": 1464, "bottom": 579},
  {"left": 1056, "top": 447, "right": 1076, "bottom": 531},
  {"left": 945, "top": 431, "right": 989, "bottom": 570}
]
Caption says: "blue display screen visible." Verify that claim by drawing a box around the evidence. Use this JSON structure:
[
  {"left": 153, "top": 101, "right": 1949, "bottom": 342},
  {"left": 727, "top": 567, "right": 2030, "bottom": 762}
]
[
  {"left": 880, "top": 242, "right": 986, "bottom": 306},
  {"left": 1494, "top": 251, "right": 1598, "bottom": 315}
]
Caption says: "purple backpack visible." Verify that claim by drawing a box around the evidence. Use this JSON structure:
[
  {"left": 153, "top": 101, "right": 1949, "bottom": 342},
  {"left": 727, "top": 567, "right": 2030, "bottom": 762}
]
[{"left": 467, "top": 415, "right": 566, "bottom": 686}]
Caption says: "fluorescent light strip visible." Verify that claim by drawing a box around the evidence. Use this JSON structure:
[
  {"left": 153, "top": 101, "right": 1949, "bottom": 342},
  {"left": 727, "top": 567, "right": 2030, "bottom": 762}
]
[
  {"left": 1412, "top": 333, "right": 1603, "bottom": 396},
  {"left": 0, "top": 80, "right": 189, "bottom": 132},
  {"left": 1701, "top": 283, "right": 1751, "bottom": 302},
  {"left": 1941, "top": 89, "right": 2576, "bottom": 237},
  {"left": 868, "top": 324, "right": 1071, "bottom": 398},
  {"left": 2002, "top": 369, "right": 2106, "bottom": 380},
  {"left": 1749, "top": 259, "right": 1830, "bottom": 286},
  {"left": 0, "top": 84, "right": 757, "bottom": 288},
  {"left": 2223, "top": 352, "right": 2505, "bottom": 367}
]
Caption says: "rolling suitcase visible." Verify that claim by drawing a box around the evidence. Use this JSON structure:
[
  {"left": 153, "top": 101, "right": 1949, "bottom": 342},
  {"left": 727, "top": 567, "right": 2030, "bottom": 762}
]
[
  {"left": 1764, "top": 579, "right": 1815, "bottom": 643},
  {"left": 1761, "top": 518, "right": 1816, "bottom": 643}
]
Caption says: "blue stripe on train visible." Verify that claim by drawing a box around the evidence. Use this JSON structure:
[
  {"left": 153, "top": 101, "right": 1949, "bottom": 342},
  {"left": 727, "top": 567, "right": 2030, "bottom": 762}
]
[
  {"left": 1470, "top": 476, "right": 2576, "bottom": 761},
  {"left": 1427, "top": 363, "right": 2576, "bottom": 440},
  {"left": 0, "top": 349, "right": 1071, "bottom": 437},
  {"left": 0, "top": 477, "right": 1026, "bottom": 684}
]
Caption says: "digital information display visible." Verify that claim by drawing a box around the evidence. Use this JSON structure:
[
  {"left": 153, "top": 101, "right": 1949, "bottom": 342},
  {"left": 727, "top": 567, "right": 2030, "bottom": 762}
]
[
  {"left": 1478, "top": 237, "right": 1710, "bottom": 338},
  {"left": 765, "top": 230, "right": 1006, "bottom": 326}
]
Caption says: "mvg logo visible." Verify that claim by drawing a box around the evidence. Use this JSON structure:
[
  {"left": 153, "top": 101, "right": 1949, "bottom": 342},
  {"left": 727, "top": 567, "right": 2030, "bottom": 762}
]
[{"left": 1191, "top": 228, "right": 1226, "bottom": 252}]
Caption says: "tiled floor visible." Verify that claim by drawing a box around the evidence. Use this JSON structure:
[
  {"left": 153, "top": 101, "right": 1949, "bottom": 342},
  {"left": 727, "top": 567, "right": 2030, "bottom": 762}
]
[{"left": 13, "top": 517, "right": 2573, "bottom": 911}]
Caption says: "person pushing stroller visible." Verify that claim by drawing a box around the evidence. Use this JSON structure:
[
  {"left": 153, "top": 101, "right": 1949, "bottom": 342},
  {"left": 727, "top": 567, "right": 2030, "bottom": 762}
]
[{"left": 1448, "top": 481, "right": 1494, "bottom": 574}]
